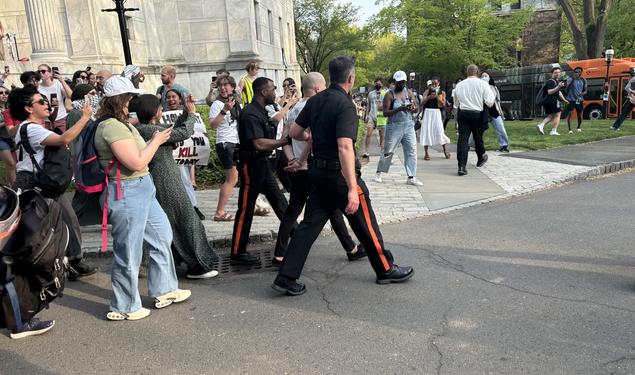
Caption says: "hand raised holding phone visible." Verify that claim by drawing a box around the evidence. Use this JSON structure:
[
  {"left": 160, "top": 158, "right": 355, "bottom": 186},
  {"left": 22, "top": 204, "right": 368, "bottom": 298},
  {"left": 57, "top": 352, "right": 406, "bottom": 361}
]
[{"left": 184, "top": 94, "right": 197, "bottom": 113}]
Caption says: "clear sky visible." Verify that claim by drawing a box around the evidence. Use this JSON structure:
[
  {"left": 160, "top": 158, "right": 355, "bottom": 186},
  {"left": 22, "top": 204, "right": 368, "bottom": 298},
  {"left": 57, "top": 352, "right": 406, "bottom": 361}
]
[{"left": 346, "top": 0, "right": 383, "bottom": 25}]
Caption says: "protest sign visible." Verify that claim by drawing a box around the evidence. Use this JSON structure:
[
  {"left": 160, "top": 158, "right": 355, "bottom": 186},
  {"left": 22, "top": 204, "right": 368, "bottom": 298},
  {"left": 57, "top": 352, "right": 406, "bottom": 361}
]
[{"left": 160, "top": 110, "right": 211, "bottom": 166}]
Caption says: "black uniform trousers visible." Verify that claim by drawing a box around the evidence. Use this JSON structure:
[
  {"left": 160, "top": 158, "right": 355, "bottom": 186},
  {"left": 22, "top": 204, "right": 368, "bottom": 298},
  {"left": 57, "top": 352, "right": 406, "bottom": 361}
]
[
  {"left": 279, "top": 166, "right": 393, "bottom": 280},
  {"left": 275, "top": 169, "right": 356, "bottom": 258},
  {"left": 456, "top": 110, "right": 487, "bottom": 168},
  {"left": 231, "top": 158, "right": 289, "bottom": 256}
]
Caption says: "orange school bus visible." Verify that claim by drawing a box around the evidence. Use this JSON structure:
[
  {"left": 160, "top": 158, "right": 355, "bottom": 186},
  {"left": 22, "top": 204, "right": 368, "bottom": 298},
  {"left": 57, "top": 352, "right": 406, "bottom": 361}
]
[{"left": 491, "top": 58, "right": 635, "bottom": 120}]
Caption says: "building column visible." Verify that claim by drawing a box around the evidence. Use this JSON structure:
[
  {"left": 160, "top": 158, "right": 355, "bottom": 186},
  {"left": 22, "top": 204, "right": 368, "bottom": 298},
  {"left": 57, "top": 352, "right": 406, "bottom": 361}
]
[{"left": 23, "top": 0, "right": 68, "bottom": 60}]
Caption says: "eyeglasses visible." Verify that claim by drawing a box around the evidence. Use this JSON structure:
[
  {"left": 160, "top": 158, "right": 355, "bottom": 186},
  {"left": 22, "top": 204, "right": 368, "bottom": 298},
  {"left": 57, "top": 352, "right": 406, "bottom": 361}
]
[
  {"left": 0, "top": 91, "right": 8, "bottom": 95},
  {"left": 30, "top": 98, "right": 47, "bottom": 106},
  {"left": 38, "top": 69, "right": 49, "bottom": 74},
  {"left": 80, "top": 75, "right": 88, "bottom": 79}
]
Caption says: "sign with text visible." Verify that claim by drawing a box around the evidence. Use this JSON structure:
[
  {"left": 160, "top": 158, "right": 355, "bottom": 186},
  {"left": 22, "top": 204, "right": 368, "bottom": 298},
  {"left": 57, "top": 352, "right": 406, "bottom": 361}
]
[{"left": 160, "top": 110, "right": 211, "bottom": 166}]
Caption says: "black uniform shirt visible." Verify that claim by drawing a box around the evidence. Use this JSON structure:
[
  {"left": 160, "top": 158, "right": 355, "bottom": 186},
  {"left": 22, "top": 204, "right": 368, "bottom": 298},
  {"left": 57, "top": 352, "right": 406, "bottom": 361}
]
[
  {"left": 295, "top": 84, "right": 358, "bottom": 161},
  {"left": 238, "top": 100, "right": 275, "bottom": 158}
]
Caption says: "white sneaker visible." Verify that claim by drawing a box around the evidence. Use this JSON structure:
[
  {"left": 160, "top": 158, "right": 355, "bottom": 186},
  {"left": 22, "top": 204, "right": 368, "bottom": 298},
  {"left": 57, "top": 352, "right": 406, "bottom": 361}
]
[
  {"left": 568, "top": 130, "right": 573, "bottom": 134},
  {"left": 537, "top": 123, "right": 545, "bottom": 135},
  {"left": 406, "top": 177, "right": 423, "bottom": 186},
  {"left": 576, "top": 128, "right": 582, "bottom": 132},
  {"left": 154, "top": 289, "right": 192, "bottom": 309},
  {"left": 374, "top": 173, "right": 382, "bottom": 183},
  {"left": 186, "top": 269, "right": 219, "bottom": 279},
  {"left": 550, "top": 130, "right": 560, "bottom": 136}
]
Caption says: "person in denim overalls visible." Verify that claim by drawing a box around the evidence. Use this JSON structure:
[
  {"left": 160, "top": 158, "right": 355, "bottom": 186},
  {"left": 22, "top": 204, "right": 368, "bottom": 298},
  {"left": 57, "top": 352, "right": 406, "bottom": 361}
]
[{"left": 374, "top": 71, "right": 422, "bottom": 186}]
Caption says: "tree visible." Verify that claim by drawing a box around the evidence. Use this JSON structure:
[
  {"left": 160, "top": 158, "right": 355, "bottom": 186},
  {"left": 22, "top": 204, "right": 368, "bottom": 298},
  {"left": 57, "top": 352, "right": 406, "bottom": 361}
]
[
  {"left": 604, "top": 0, "right": 635, "bottom": 57},
  {"left": 560, "top": 0, "right": 612, "bottom": 59},
  {"left": 294, "top": 0, "right": 367, "bottom": 74}
]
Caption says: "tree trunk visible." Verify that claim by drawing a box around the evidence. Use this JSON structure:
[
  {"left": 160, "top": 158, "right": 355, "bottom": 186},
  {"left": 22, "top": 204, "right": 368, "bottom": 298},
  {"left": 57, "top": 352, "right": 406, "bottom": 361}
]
[
  {"left": 561, "top": 0, "right": 613, "bottom": 59},
  {"left": 560, "top": 0, "right": 588, "bottom": 60}
]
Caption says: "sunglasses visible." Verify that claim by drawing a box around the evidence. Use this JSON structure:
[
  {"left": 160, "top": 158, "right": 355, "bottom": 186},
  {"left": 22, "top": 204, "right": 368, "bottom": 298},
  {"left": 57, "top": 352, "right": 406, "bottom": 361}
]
[
  {"left": 38, "top": 69, "right": 49, "bottom": 74},
  {"left": 0, "top": 91, "right": 8, "bottom": 95},
  {"left": 30, "top": 98, "right": 47, "bottom": 106},
  {"left": 80, "top": 75, "right": 88, "bottom": 79}
]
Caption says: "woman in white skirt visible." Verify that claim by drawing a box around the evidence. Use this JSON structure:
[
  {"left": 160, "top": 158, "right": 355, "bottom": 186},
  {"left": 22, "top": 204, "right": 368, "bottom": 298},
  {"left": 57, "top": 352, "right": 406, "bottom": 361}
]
[{"left": 420, "top": 78, "right": 451, "bottom": 160}]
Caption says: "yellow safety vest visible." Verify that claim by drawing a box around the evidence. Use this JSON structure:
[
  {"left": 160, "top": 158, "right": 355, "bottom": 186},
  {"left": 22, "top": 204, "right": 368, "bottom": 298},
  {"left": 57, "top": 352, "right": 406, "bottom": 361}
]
[{"left": 241, "top": 76, "right": 254, "bottom": 105}]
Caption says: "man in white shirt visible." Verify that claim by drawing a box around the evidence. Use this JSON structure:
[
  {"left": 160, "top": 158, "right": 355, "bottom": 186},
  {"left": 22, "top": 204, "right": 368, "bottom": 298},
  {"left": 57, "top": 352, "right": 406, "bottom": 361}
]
[
  {"left": 453, "top": 64, "right": 495, "bottom": 176},
  {"left": 36, "top": 64, "right": 73, "bottom": 133}
]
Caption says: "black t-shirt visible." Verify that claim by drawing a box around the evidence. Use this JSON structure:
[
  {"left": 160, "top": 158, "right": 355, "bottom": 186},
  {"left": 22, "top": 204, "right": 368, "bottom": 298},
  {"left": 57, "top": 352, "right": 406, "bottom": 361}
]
[
  {"left": 238, "top": 100, "right": 276, "bottom": 158},
  {"left": 544, "top": 79, "right": 559, "bottom": 106},
  {"left": 295, "top": 84, "right": 358, "bottom": 161}
]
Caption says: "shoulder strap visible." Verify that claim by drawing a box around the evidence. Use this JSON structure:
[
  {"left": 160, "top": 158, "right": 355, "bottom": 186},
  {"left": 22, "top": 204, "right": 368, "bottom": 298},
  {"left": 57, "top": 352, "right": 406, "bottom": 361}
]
[
  {"left": 388, "top": 89, "right": 395, "bottom": 110},
  {"left": 18, "top": 123, "right": 44, "bottom": 173},
  {"left": 1, "top": 282, "right": 23, "bottom": 332}
]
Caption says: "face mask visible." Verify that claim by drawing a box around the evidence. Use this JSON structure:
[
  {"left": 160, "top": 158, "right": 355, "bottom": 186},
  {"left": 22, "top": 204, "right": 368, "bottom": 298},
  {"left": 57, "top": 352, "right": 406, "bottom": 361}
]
[
  {"left": 395, "top": 82, "right": 406, "bottom": 91},
  {"left": 375, "top": 84, "right": 382, "bottom": 90},
  {"left": 481, "top": 74, "right": 490, "bottom": 82}
]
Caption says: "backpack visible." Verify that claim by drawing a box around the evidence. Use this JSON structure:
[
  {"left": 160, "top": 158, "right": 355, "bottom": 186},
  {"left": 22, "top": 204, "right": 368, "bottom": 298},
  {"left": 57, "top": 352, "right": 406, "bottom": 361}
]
[
  {"left": 535, "top": 79, "right": 555, "bottom": 107},
  {"left": 2, "top": 189, "right": 69, "bottom": 309},
  {"left": 72, "top": 116, "right": 121, "bottom": 253},
  {"left": 18, "top": 123, "right": 73, "bottom": 198}
]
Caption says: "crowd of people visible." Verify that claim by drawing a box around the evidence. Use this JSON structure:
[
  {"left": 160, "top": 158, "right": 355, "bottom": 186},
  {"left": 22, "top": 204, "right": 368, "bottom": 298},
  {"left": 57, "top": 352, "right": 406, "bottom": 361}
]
[{"left": 2, "top": 54, "right": 635, "bottom": 340}]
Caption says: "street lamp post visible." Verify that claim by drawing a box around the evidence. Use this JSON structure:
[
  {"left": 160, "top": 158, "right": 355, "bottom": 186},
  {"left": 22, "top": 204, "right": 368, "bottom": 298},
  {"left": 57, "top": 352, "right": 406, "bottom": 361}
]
[
  {"left": 604, "top": 46, "right": 615, "bottom": 119},
  {"left": 102, "top": 0, "right": 139, "bottom": 66},
  {"left": 409, "top": 72, "right": 416, "bottom": 91}
]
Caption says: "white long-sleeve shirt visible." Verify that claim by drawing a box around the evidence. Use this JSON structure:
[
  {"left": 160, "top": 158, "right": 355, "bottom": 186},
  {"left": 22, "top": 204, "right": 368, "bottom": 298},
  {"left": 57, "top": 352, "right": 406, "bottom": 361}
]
[{"left": 453, "top": 77, "right": 495, "bottom": 111}]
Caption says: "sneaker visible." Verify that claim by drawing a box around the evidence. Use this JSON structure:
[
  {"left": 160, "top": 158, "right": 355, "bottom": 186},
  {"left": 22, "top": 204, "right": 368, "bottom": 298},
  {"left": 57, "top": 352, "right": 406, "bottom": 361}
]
[
  {"left": 550, "top": 130, "right": 560, "bottom": 136},
  {"left": 376, "top": 264, "right": 415, "bottom": 284},
  {"left": 67, "top": 259, "right": 97, "bottom": 281},
  {"left": 154, "top": 289, "right": 192, "bottom": 309},
  {"left": 498, "top": 146, "right": 510, "bottom": 153},
  {"left": 476, "top": 154, "right": 488, "bottom": 168},
  {"left": 271, "top": 275, "right": 307, "bottom": 296},
  {"left": 186, "top": 264, "right": 219, "bottom": 279},
  {"left": 568, "top": 130, "right": 573, "bottom": 134},
  {"left": 373, "top": 173, "right": 382, "bottom": 183},
  {"left": 576, "top": 128, "right": 582, "bottom": 132},
  {"left": 10, "top": 318, "right": 55, "bottom": 339},
  {"left": 106, "top": 307, "right": 151, "bottom": 321},
  {"left": 609, "top": 126, "right": 620, "bottom": 131},
  {"left": 406, "top": 177, "right": 423, "bottom": 186},
  {"left": 362, "top": 153, "right": 369, "bottom": 159},
  {"left": 537, "top": 123, "right": 545, "bottom": 135},
  {"left": 194, "top": 207, "right": 205, "bottom": 221}
]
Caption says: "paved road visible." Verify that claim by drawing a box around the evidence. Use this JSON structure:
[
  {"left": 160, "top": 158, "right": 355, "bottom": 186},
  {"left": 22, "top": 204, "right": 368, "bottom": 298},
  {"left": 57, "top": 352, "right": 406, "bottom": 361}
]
[{"left": 2, "top": 171, "right": 635, "bottom": 374}]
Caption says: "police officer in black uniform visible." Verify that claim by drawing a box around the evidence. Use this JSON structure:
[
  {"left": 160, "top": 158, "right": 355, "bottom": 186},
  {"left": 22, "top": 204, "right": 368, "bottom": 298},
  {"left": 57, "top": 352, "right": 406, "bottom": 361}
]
[
  {"left": 271, "top": 56, "right": 414, "bottom": 295},
  {"left": 231, "top": 77, "right": 290, "bottom": 265}
]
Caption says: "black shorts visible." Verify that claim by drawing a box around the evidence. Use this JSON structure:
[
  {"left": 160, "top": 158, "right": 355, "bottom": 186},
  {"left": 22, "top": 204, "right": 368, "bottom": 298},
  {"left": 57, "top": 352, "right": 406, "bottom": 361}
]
[
  {"left": 563, "top": 102, "right": 583, "bottom": 117},
  {"left": 215, "top": 142, "right": 237, "bottom": 170},
  {"left": 543, "top": 101, "right": 561, "bottom": 115}
]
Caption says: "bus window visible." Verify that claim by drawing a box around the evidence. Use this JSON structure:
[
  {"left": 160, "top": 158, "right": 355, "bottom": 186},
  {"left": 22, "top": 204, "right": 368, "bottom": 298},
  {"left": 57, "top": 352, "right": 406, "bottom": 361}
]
[
  {"left": 586, "top": 78, "right": 605, "bottom": 101},
  {"left": 609, "top": 78, "right": 619, "bottom": 116}
]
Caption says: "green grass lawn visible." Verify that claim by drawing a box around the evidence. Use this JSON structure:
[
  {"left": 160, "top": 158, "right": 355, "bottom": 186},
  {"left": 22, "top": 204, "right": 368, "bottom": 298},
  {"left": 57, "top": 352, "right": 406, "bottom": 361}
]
[{"left": 445, "top": 118, "right": 635, "bottom": 151}]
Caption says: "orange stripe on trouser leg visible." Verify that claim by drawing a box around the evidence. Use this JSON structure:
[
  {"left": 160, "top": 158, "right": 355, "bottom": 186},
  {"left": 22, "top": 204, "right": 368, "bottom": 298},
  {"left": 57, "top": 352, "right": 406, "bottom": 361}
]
[
  {"left": 233, "top": 164, "right": 250, "bottom": 255},
  {"left": 356, "top": 185, "right": 390, "bottom": 271}
]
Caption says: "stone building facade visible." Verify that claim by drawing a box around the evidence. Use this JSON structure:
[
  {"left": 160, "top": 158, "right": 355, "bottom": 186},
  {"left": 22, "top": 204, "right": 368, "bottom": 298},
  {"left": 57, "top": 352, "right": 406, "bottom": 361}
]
[
  {"left": 495, "top": 0, "right": 561, "bottom": 66},
  {"left": 0, "top": 0, "right": 300, "bottom": 99}
]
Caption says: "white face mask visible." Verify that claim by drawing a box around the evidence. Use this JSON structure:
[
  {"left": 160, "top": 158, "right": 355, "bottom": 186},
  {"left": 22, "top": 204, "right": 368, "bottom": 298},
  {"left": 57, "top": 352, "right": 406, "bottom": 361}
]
[{"left": 481, "top": 74, "right": 490, "bottom": 82}]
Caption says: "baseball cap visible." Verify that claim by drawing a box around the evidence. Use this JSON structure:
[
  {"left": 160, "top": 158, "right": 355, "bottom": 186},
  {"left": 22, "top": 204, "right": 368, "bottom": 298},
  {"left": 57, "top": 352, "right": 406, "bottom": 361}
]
[
  {"left": 103, "top": 76, "right": 144, "bottom": 97},
  {"left": 121, "top": 65, "right": 141, "bottom": 80},
  {"left": 393, "top": 71, "right": 407, "bottom": 82}
]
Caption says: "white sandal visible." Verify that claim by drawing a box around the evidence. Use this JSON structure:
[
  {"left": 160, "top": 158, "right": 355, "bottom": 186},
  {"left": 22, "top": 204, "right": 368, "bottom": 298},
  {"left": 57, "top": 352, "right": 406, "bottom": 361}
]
[{"left": 106, "top": 307, "right": 151, "bottom": 321}]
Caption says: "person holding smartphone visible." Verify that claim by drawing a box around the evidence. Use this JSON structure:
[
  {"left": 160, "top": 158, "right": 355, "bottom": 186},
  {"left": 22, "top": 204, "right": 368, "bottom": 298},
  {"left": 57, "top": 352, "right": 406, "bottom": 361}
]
[{"left": 36, "top": 64, "right": 72, "bottom": 133}]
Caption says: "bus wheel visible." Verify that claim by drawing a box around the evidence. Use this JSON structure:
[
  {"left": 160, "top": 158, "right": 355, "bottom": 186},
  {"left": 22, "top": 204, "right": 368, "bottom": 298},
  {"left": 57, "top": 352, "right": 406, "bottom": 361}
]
[{"left": 584, "top": 105, "right": 603, "bottom": 120}]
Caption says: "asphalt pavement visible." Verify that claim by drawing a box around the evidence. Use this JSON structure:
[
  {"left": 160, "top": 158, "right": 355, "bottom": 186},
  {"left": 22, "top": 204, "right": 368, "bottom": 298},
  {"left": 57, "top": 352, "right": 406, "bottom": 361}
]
[{"left": 2, "top": 166, "right": 635, "bottom": 374}]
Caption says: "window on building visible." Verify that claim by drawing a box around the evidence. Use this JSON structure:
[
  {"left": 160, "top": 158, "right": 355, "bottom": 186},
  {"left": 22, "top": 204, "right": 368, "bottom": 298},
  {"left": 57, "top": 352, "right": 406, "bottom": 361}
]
[
  {"left": 125, "top": 15, "right": 135, "bottom": 40},
  {"left": 510, "top": 1, "right": 521, "bottom": 9},
  {"left": 254, "top": 1, "right": 261, "bottom": 41},
  {"left": 268, "top": 10, "right": 274, "bottom": 44}
]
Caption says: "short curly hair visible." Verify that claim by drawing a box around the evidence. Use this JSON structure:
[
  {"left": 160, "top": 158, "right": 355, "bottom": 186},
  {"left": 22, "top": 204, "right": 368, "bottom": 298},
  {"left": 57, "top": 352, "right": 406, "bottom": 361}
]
[{"left": 8, "top": 85, "right": 40, "bottom": 121}]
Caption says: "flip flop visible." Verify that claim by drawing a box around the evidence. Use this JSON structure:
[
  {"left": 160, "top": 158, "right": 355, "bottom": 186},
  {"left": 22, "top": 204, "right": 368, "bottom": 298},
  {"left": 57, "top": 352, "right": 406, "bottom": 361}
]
[{"left": 213, "top": 213, "right": 234, "bottom": 222}]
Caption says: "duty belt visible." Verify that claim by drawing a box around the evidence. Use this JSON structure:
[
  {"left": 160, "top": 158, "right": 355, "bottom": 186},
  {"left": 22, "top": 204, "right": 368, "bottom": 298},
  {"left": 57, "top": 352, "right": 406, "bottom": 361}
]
[{"left": 312, "top": 158, "right": 362, "bottom": 171}]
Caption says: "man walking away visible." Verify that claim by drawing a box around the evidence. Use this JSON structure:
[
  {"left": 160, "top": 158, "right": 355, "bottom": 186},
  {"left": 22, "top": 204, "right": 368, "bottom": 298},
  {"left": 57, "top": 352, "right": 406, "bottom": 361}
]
[
  {"left": 453, "top": 64, "right": 495, "bottom": 176},
  {"left": 610, "top": 68, "right": 635, "bottom": 131},
  {"left": 564, "top": 67, "right": 587, "bottom": 133}
]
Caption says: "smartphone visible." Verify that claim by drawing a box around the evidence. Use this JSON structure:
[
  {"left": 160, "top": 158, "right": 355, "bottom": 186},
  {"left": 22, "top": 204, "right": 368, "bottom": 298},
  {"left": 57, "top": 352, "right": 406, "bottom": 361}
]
[
  {"left": 76, "top": 78, "right": 83, "bottom": 85},
  {"left": 85, "top": 66, "right": 91, "bottom": 72},
  {"left": 128, "top": 112, "right": 137, "bottom": 119},
  {"left": 52, "top": 66, "right": 59, "bottom": 73},
  {"left": 50, "top": 93, "right": 59, "bottom": 107},
  {"left": 212, "top": 76, "right": 217, "bottom": 82},
  {"left": 4, "top": 66, "right": 9, "bottom": 74}
]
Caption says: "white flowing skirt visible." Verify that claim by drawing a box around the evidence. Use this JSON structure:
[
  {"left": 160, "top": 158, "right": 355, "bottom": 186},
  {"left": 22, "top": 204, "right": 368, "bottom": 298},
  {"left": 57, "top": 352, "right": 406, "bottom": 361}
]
[{"left": 420, "top": 108, "right": 451, "bottom": 146}]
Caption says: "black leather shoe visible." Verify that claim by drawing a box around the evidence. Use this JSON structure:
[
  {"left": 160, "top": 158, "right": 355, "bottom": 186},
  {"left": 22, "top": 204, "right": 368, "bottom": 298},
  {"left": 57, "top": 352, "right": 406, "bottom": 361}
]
[
  {"left": 194, "top": 207, "right": 205, "bottom": 221},
  {"left": 476, "top": 154, "right": 488, "bottom": 167},
  {"left": 499, "top": 146, "right": 509, "bottom": 153},
  {"left": 67, "top": 259, "right": 97, "bottom": 281},
  {"left": 346, "top": 243, "right": 367, "bottom": 261},
  {"left": 271, "top": 275, "right": 307, "bottom": 296},
  {"left": 230, "top": 252, "right": 260, "bottom": 265},
  {"left": 457, "top": 166, "right": 467, "bottom": 176},
  {"left": 376, "top": 264, "right": 414, "bottom": 284}
]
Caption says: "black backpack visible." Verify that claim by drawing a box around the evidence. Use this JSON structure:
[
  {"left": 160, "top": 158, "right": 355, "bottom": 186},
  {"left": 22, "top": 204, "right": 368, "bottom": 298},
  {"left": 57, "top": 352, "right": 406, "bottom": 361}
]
[
  {"left": 2, "top": 189, "right": 69, "bottom": 307},
  {"left": 535, "top": 79, "right": 555, "bottom": 107},
  {"left": 18, "top": 123, "right": 73, "bottom": 198}
]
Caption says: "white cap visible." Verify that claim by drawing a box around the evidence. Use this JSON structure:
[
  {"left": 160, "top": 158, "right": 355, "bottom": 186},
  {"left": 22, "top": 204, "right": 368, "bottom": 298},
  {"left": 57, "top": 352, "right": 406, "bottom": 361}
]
[
  {"left": 393, "top": 71, "right": 407, "bottom": 82},
  {"left": 121, "top": 65, "right": 141, "bottom": 80},
  {"left": 103, "top": 76, "right": 144, "bottom": 97}
]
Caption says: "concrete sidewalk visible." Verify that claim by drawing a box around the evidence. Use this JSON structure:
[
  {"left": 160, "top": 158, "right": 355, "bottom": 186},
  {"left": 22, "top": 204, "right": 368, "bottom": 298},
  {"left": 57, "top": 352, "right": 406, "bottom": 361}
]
[{"left": 80, "top": 135, "right": 635, "bottom": 253}]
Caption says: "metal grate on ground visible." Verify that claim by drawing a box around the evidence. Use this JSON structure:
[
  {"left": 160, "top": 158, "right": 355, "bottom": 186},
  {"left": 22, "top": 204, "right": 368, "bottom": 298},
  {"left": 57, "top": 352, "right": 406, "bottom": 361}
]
[{"left": 212, "top": 247, "right": 276, "bottom": 275}]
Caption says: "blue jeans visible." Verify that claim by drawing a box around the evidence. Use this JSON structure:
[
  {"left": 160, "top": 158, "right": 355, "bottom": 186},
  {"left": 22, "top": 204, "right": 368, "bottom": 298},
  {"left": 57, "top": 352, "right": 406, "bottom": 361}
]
[
  {"left": 491, "top": 116, "right": 509, "bottom": 147},
  {"left": 612, "top": 101, "right": 634, "bottom": 129},
  {"left": 100, "top": 175, "right": 178, "bottom": 313},
  {"left": 376, "top": 121, "right": 418, "bottom": 177}
]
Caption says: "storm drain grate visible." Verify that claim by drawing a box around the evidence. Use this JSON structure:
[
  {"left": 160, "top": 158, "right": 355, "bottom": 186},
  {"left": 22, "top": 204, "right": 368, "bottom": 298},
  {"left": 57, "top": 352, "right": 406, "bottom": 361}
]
[{"left": 211, "top": 247, "right": 276, "bottom": 275}]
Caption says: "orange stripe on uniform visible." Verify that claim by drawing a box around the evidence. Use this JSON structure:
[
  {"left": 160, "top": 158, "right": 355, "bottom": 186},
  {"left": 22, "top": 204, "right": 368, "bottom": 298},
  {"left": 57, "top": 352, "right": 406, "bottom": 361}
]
[
  {"left": 356, "top": 185, "right": 390, "bottom": 271},
  {"left": 233, "top": 164, "right": 251, "bottom": 255}
]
